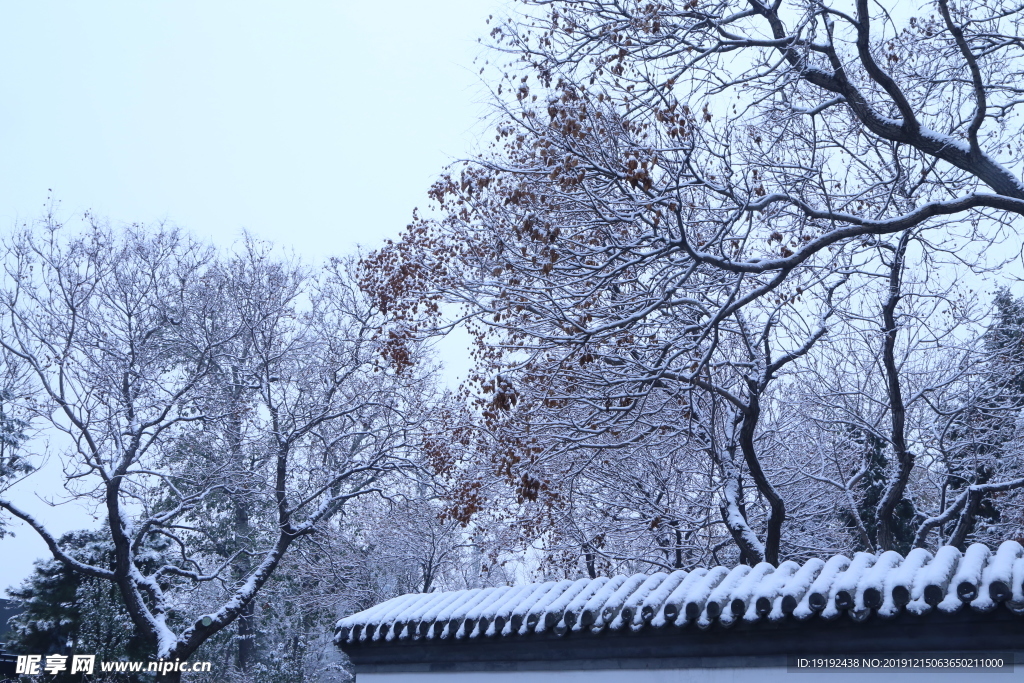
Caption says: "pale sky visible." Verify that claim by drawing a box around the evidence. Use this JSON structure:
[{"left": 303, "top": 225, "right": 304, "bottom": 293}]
[{"left": 0, "top": 1, "right": 503, "bottom": 594}]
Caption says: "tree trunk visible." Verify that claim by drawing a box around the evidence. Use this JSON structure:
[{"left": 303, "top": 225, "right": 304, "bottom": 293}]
[
  {"left": 583, "top": 543, "right": 597, "bottom": 579},
  {"left": 236, "top": 601, "right": 255, "bottom": 671},
  {"left": 229, "top": 367, "right": 255, "bottom": 672},
  {"left": 948, "top": 488, "right": 982, "bottom": 549},
  {"left": 719, "top": 449, "right": 766, "bottom": 565},
  {"left": 876, "top": 235, "right": 913, "bottom": 551},
  {"left": 737, "top": 392, "right": 784, "bottom": 565}
]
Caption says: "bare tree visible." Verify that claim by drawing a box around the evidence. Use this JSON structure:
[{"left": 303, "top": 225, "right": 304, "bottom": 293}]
[
  {"left": 780, "top": 233, "right": 1024, "bottom": 555},
  {"left": 0, "top": 219, "right": 438, "bottom": 681},
  {"left": 361, "top": 0, "right": 1024, "bottom": 567}
]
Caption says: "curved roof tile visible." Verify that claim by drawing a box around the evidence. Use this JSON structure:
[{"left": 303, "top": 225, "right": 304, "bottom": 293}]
[{"left": 334, "top": 541, "right": 1024, "bottom": 645}]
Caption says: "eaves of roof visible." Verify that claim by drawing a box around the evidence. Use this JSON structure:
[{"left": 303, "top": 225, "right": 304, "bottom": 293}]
[{"left": 336, "top": 541, "right": 1024, "bottom": 671}]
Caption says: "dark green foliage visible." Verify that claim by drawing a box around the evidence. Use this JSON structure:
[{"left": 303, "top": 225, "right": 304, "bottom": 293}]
[
  {"left": 0, "top": 388, "right": 31, "bottom": 539},
  {"left": 4, "top": 531, "right": 167, "bottom": 682},
  {"left": 0, "top": 389, "right": 26, "bottom": 457},
  {"left": 986, "top": 289, "right": 1024, "bottom": 389},
  {"left": 0, "top": 387, "right": 30, "bottom": 540},
  {"left": 842, "top": 427, "right": 917, "bottom": 554},
  {"left": 942, "top": 289, "right": 1024, "bottom": 545},
  {"left": 183, "top": 539, "right": 361, "bottom": 683}
]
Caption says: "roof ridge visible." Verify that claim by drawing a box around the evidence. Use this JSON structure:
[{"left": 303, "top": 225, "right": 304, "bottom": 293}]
[{"left": 335, "top": 541, "right": 1024, "bottom": 645}]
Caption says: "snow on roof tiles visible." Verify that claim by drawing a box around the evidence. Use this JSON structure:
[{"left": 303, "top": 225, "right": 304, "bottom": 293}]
[{"left": 334, "top": 542, "right": 1024, "bottom": 645}]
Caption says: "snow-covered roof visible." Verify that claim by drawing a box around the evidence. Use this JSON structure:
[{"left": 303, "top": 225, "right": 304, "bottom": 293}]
[{"left": 334, "top": 541, "right": 1024, "bottom": 646}]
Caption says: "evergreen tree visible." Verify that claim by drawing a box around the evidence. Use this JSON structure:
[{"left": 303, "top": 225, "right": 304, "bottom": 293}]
[
  {"left": 0, "top": 388, "right": 29, "bottom": 540},
  {"left": 942, "top": 290, "right": 1024, "bottom": 546},
  {"left": 0, "top": 389, "right": 26, "bottom": 461},
  {"left": 842, "top": 426, "right": 917, "bottom": 554},
  {"left": 4, "top": 530, "right": 168, "bottom": 682}
]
